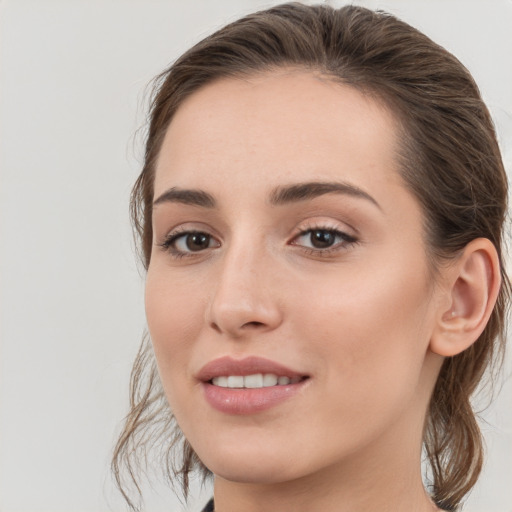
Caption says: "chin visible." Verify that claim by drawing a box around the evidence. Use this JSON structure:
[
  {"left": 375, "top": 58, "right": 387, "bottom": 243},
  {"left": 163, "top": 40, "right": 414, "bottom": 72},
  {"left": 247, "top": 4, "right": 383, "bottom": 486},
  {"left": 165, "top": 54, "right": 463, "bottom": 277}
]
[
  {"left": 204, "top": 446, "right": 280, "bottom": 478},
  {"left": 189, "top": 427, "right": 338, "bottom": 486},
  {"left": 206, "top": 456, "right": 304, "bottom": 485}
]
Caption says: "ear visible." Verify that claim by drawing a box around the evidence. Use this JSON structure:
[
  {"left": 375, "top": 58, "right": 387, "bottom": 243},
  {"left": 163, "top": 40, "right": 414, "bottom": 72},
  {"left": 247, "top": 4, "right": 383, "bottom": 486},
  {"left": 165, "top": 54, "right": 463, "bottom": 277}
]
[{"left": 430, "top": 238, "right": 501, "bottom": 357}]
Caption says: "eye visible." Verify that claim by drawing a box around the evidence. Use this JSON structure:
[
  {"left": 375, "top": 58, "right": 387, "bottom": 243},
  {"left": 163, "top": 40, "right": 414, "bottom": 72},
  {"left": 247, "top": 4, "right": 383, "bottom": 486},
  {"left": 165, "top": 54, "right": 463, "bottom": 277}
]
[
  {"left": 291, "top": 228, "right": 357, "bottom": 251},
  {"left": 160, "top": 230, "right": 220, "bottom": 257}
]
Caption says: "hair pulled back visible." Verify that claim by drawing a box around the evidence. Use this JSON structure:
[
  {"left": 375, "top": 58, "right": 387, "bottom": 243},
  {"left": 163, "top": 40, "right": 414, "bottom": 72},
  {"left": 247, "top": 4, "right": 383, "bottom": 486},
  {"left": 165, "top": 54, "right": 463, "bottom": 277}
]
[{"left": 113, "top": 4, "right": 509, "bottom": 510}]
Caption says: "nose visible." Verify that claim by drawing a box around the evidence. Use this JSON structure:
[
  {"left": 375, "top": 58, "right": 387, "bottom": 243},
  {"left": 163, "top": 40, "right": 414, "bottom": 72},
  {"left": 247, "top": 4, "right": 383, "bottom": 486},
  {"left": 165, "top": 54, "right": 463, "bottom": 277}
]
[{"left": 206, "top": 242, "right": 283, "bottom": 338}]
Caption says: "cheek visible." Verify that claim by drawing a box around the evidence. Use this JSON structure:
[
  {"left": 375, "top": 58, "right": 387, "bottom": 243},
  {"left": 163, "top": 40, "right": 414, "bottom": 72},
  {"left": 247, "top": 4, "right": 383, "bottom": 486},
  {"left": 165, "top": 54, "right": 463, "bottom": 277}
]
[
  {"left": 144, "top": 267, "right": 205, "bottom": 395},
  {"left": 293, "top": 256, "right": 433, "bottom": 410}
]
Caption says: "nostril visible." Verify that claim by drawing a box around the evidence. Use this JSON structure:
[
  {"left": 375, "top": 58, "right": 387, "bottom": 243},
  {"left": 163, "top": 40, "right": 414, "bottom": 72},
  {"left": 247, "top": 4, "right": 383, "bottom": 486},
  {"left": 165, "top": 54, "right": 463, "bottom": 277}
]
[
  {"left": 209, "top": 319, "right": 267, "bottom": 336},
  {"left": 207, "top": 298, "right": 282, "bottom": 336},
  {"left": 242, "top": 321, "right": 265, "bottom": 328},
  {"left": 210, "top": 322, "right": 222, "bottom": 334}
]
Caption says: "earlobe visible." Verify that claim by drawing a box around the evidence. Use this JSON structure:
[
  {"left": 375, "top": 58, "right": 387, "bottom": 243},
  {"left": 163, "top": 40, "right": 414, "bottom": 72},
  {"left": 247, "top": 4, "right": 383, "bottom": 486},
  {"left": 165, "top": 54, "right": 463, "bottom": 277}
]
[{"left": 430, "top": 238, "right": 501, "bottom": 357}]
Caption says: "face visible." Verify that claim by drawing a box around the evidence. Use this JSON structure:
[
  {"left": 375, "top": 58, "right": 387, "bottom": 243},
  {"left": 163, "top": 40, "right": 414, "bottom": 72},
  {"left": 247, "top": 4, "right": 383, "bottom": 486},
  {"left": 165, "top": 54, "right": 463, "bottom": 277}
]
[{"left": 146, "top": 71, "right": 444, "bottom": 486}]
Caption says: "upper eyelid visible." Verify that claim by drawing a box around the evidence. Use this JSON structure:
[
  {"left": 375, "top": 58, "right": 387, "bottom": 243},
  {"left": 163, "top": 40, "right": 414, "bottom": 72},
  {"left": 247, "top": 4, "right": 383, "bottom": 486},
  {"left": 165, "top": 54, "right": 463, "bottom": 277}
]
[
  {"left": 293, "top": 219, "right": 357, "bottom": 238},
  {"left": 295, "top": 226, "right": 353, "bottom": 236},
  {"left": 158, "top": 222, "right": 221, "bottom": 242},
  {"left": 156, "top": 215, "right": 360, "bottom": 244},
  {"left": 158, "top": 220, "right": 356, "bottom": 238},
  {"left": 162, "top": 228, "right": 219, "bottom": 246},
  {"left": 291, "top": 227, "right": 357, "bottom": 245}
]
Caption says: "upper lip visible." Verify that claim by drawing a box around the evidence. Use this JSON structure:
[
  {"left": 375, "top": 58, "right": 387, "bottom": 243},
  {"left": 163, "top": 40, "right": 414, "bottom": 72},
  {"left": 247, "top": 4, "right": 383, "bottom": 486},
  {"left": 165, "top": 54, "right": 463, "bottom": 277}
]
[{"left": 197, "top": 356, "right": 307, "bottom": 382}]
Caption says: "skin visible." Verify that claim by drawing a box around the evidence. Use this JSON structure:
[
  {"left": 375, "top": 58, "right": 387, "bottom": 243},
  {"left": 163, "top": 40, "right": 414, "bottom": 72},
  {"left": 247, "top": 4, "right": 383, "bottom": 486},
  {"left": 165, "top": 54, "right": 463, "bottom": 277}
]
[{"left": 146, "top": 70, "right": 451, "bottom": 512}]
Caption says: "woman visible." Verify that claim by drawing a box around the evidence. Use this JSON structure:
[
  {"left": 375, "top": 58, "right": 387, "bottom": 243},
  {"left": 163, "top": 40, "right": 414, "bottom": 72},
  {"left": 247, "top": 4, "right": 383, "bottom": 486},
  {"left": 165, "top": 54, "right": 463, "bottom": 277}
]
[{"left": 113, "top": 3, "right": 509, "bottom": 511}]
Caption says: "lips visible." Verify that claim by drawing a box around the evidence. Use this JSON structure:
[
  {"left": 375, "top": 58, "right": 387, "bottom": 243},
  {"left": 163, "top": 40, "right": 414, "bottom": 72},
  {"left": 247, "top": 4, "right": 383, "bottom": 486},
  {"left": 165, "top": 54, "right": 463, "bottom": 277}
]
[
  {"left": 197, "top": 356, "right": 310, "bottom": 415},
  {"left": 197, "top": 355, "right": 306, "bottom": 381}
]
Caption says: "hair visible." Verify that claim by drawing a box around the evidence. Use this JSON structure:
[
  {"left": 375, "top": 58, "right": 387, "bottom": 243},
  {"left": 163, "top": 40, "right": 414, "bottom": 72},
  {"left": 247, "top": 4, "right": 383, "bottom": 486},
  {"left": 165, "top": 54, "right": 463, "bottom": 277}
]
[{"left": 112, "top": 3, "right": 510, "bottom": 510}]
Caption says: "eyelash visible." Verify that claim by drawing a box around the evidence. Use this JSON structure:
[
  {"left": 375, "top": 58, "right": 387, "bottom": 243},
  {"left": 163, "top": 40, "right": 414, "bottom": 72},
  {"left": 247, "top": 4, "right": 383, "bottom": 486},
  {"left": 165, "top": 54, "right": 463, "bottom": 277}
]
[
  {"left": 158, "top": 225, "right": 358, "bottom": 259},
  {"left": 158, "top": 228, "right": 218, "bottom": 260},
  {"left": 291, "top": 225, "right": 358, "bottom": 257}
]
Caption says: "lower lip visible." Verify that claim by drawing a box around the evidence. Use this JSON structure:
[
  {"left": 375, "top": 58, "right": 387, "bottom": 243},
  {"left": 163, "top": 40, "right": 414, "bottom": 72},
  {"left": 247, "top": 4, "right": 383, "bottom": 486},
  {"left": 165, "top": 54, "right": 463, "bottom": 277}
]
[{"left": 202, "top": 381, "right": 307, "bottom": 415}]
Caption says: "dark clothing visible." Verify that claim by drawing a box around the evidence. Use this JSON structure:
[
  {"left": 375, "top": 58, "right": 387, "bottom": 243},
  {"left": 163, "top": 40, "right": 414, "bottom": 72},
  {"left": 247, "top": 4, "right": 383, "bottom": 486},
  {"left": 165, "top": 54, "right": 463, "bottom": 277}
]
[
  {"left": 202, "top": 498, "right": 214, "bottom": 511},
  {"left": 201, "top": 497, "right": 453, "bottom": 511}
]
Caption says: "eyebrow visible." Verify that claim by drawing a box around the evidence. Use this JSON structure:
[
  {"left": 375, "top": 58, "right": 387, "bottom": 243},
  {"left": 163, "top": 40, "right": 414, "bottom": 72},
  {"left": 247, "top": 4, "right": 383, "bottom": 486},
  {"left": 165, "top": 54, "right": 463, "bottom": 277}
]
[
  {"left": 153, "top": 187, "right": 216, "bottom": 208},
  {"left": 269, "top": 181, "right": 381, "bottom": 209},
  {"left": 152, "top": 181, "right": 380, "bottom": 210}
]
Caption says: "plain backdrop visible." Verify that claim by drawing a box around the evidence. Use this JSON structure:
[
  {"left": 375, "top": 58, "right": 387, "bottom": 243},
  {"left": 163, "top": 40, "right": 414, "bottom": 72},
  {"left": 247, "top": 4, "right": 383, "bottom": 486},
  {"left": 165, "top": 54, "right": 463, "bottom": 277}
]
[{"left": 0, "top": 1, "right": 511, "bottom": 511}]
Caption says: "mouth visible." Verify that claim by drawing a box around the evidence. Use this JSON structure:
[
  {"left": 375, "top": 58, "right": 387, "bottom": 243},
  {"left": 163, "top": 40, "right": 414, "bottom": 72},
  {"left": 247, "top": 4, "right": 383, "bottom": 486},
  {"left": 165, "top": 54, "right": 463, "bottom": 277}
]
[
  {"left": 210, "top": 373, "right": 307, "bottom": 388},
  {"left": 197, "top": 356, "right": 310, "bottom": 415}
]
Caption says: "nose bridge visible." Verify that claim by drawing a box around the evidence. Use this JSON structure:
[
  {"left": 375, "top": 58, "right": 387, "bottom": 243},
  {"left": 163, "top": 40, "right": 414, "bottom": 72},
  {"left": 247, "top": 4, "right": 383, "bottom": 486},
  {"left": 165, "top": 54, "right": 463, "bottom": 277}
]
[{"left": 207, "top": 232, "right": 281, "bottom": 336}]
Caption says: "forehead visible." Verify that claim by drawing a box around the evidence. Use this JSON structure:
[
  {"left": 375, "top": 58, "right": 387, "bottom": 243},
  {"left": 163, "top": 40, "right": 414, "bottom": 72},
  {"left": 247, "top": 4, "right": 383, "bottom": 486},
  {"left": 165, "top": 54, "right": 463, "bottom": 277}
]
[{"left": 154, "top": 70, "right": 402, "bottom": 196}]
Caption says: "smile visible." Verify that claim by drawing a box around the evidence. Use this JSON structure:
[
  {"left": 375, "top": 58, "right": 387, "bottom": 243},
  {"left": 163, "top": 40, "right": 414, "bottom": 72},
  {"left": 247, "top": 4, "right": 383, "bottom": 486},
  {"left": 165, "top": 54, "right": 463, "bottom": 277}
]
[
  {"left": 198, "top": 356, "right": 310, "bottom": 414},
  {"left": 211, "top": 374, "right": 304, "bottom": 388}
]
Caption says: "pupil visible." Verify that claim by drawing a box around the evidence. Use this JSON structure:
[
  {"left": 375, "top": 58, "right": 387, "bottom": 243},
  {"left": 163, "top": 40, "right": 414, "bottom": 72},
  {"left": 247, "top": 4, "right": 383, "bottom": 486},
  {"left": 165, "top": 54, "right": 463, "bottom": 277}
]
[
  {"left": 186, "top": 233, "right": 210, "bottom": 251},
  {"left": 311, "top": 230, "right": 334, "bottom": 248}
]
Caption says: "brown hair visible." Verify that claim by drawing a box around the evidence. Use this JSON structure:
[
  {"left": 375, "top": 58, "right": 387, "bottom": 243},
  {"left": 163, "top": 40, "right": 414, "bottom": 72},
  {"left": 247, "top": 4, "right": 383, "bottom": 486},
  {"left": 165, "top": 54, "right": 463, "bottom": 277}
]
[{"left": 113, "top": 3, "right": 509, "bottom": 510}]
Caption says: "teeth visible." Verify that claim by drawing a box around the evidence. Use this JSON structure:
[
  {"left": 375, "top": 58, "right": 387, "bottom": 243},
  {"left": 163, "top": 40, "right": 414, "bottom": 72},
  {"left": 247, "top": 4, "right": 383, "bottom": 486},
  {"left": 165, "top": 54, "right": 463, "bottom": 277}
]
[
  {"left": 244, "top": 374, "right": 263, "bottom": 388},
  {"left": 227, "top": 375, "right": 244, "bottom": 388},
  {"left": 211, "top": 373, "right": 300, "bottom": 388},
  {"left": 213, "top": 376, "right": 228, "bottom": 387},
  {"left": 262, "top": 373, "right": 278, "bottom": 386}
]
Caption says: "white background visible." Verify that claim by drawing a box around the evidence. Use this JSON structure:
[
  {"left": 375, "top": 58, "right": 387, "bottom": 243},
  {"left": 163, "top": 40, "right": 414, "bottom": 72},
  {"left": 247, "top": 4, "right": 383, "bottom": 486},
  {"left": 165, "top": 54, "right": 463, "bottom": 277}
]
[{"left": 1, "top": 1, "right": 511, "bottom": 511}]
